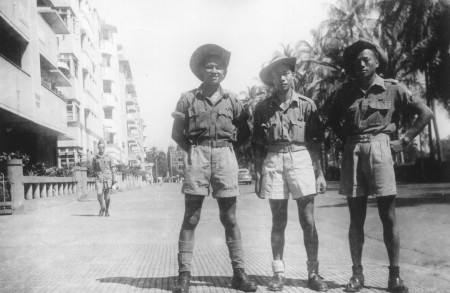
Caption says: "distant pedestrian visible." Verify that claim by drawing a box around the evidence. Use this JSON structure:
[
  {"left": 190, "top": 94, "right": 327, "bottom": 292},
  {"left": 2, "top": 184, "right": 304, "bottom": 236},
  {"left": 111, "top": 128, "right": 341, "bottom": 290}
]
[
  {"left": 252, "top": 56, "right": 328, "bottom": 292},
  {"left": 92, "top": 141, "right": 116, "bottom": 217},
  {"left": 328, "top": 39, "right": 433, "bottom": 292},
  {"left": 171, "top": 44, "right": 255, "bottom": 293}
]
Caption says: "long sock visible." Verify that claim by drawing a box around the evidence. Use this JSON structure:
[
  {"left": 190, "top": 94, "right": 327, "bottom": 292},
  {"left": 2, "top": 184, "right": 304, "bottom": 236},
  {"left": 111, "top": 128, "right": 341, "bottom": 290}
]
[
  {"left": 178, "top": 241, "right": 194, "bottom": 272},
  {"left": 227, "top": 240, "right": 245, "bottom": 270},
  {"left": 272, "top": 260, "right": 285, "bottom": 276}
]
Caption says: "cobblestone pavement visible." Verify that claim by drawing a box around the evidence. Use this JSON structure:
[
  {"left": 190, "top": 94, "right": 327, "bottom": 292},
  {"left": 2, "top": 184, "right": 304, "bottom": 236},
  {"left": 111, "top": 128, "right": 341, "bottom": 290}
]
[{"left": 0, "top": 183, "right": 449, "bottom": 293}]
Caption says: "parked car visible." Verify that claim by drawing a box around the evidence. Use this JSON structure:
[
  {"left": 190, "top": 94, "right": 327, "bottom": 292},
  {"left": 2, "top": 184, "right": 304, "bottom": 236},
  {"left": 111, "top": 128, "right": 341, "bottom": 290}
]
[{"left": 238, "top": 168, "right": 252, "bottom": 185}]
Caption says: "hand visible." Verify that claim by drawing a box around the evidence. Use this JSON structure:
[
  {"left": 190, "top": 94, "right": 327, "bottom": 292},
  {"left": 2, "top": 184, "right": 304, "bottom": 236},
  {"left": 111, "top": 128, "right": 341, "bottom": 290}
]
[
  {"left": 390, "top": 140, "right": 404, "bottom": 153},
  {"left": 316, "top": 174, "right": 327, "bottom": 194},
  {"left": 254, "top": 171, "right": 265, "bottom": 199}
]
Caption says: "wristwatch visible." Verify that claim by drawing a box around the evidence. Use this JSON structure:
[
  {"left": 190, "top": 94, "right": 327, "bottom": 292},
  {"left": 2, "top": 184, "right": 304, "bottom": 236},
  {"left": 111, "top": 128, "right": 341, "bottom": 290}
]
[{"left": 401, "top": 136, "right": 411, "bottom": 147}]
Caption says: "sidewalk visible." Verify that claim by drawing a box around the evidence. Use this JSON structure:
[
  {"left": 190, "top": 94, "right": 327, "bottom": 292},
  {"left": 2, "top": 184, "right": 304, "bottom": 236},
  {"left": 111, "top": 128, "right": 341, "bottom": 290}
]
[{"left": 0, "top": 183, "right": 449, "bottom": 292}]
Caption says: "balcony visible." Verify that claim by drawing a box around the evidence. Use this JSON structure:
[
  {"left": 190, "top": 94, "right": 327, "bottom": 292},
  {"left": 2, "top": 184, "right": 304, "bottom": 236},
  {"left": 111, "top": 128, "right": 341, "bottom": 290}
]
[
  {"left": 40, "top": 54, "right": 71, "bottom": 87},
  {"left": 37, "top": 7, "right": 70, "bottom": 34},
  {"left": 126, "top": 104, "right": 137, "bottom": 113},
  {"left": 102, "top": 93, "right": 116, "bottom": 108},
  {"left": 126, "top": 94, "right": 136, "bottom": 105},
  {"left": 103, "top": 118, "right": 118, "bottom": 133},
  {"left": 101, "top": 66, "right": 115, "bottom": 81},
  {"left": 100, "top": 40, "right": 115, "bottom": 54},
  {"left": 127, "top": 113, "right": 138, "bottom": 122}
]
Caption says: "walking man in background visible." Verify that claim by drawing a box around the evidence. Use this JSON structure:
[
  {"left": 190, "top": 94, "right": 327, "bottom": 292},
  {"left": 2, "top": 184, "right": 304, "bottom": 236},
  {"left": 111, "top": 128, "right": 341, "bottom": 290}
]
[
  {"left": 171, "top": 44, "right": 256, "bottom": 293},
  {"left": 93, "top": 141, "right": 116, "bottom": 217},
  {"left": 328, "top": 39, "right": 433, "bottom": 293},
  {"left": 252, "top": 56, "right": 328, "bottom": 292}
]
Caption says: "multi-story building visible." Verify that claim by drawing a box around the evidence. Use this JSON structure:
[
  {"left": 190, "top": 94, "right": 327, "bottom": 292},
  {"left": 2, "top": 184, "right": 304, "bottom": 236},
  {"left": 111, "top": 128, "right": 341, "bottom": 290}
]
[
  {"left": 0, "top": 0, "right": 146, "bottom": 169},
  {"left": 100, "top": 21, "right": 128, "bottom": 164},
  {"left": 0, "top": 0, "right": 71, "bottom": 166},
  {"left": 167, "top": 145, "right": 185, "bottom": 178},
  {"left": 118, "top": 47, "right": 146, "bottom": 168}
]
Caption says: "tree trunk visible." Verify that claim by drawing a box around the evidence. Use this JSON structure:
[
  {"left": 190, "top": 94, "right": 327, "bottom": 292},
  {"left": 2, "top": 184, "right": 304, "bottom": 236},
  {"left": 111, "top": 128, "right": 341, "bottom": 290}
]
[
  {"left": 425, "top": 70, "right": 436, "bottom": 161},
  {"left": 430, "top": 99, "right": 442, "bottom": 162}
]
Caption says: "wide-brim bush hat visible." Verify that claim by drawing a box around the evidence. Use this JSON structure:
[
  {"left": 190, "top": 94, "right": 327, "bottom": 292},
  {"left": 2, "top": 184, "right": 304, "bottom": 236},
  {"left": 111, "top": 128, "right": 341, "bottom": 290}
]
[
  {"left": 343, "top": 39, "right": 388, "bottom": 77},
  {"left": 259, "top": 55, "right": 297, "bottom": 85},
  {"left": 190, "top": 44, "right": 231, "bottom": 81}
]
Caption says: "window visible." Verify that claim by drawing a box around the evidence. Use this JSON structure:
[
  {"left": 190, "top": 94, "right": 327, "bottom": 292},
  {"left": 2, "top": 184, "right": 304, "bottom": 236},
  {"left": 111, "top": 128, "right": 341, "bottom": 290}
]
[
  {"left": 102, "top": 54, "right": 111, "bottom": 67},
  {"left": 104, "top": 108, "right": 113, "bottom": 119},
  {"left": 103, "top": 80, "right": 112, "bottom": 93}
]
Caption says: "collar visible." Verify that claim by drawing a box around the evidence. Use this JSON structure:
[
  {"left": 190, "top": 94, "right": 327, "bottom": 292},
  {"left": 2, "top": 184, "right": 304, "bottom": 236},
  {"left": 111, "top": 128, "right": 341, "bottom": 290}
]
[
  {"left": 269, "top": 90, "right": 300, "bottom": 108},
  {"left": 195, "top": 85, "right": 229, "bottom": 99},
  {"left": 356, "top": 74, "right": 386, "bottom": 93},
  {"left": 96, "top": 153, "right": 107, "bottom": 159}
]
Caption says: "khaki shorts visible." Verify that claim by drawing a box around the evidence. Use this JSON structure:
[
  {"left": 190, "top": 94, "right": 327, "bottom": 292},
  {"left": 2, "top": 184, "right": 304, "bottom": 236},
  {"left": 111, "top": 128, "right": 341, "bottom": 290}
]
[
  {"left": 95, "top": 180, "right": 112, "bottom": 200},
  {"left": 261, "top": 149, "right": 316, "bottom": 200},
  {"left": 182, "top": 145, "right": 239, "bottom": 198},
  {"left": 339, "top": 133, "right": 397, "bottom": 197}
]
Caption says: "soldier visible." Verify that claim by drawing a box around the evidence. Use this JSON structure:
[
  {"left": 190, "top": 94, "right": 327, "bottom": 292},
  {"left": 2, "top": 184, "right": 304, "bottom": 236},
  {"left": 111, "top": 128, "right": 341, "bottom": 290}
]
[
  {"left": 171, "top": 44, "right": 256, "bottom": 293},
  {"left": 92, "top": 141, "right": 115, "bottom": 217},
  {"left": 252, "top": 56, "right": 328, "bottom": 292},
  {"left": 328, "top": 39, "right": 433, "bottom": 292}
]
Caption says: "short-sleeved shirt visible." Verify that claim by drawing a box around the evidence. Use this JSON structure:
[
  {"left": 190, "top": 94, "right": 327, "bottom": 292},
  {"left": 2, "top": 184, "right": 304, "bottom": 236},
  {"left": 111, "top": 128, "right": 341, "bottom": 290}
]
[
  {"left": 171, "top": 85, "right": 248, "bottom": 150},
  {"left": 252, "top": 91, "right": 322, "bottom": 146},
  {"left": 92, "top": 154, "right": 114, "bottom": 181},
  {"left": 328, "top": 75, "right": 423, "bottom": 140}
]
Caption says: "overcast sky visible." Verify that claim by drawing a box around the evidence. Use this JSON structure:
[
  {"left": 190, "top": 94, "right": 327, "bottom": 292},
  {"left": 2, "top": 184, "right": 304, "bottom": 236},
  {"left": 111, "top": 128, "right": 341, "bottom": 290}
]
[{"left": 93, "top": 0, "right": 450, "bottom": 150}]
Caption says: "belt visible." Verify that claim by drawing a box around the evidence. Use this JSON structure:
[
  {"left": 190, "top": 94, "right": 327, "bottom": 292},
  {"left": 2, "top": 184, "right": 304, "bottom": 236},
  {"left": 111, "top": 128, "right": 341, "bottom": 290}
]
[
  {"left": 347, "top": 133, "right": 389, "bottom": 143},
  {"left": 267, "top": 143, "right": 306, "bottom": 153},
  {"left": 193, "top": 140, "right": 233, "bottom": 148}
]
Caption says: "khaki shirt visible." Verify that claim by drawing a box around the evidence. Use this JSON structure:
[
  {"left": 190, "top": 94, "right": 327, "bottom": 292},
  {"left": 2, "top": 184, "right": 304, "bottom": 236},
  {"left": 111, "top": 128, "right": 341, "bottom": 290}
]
[
  {"left": 252, "top": 91, "right": 322, "bottom": 146},
  {"left": 92, "top": 154, "right": 114, "bottom": 182},
  {"left": 328, "top": 75, "right": 423, "bottom": 140},
  {"left": 171, "top": 85, "right": 249, "bottom": 151}
]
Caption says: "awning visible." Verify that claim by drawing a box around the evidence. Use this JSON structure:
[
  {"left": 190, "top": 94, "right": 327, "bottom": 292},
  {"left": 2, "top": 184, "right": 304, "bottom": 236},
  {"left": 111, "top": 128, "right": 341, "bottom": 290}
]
[
  {"left": 40, "top": 54, "right": 72, "bottom": 87},
  {"left": 37, "top": 7, "right": 70, "bottom": 34}
]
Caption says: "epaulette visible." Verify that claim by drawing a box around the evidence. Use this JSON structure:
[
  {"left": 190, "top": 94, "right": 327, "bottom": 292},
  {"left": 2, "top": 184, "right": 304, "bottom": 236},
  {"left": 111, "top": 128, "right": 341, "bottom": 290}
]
[
  {"left": 298, "top": 94, "right": 316, "bottom": 106},
  {"left": 384, "top": 78, "right": 399, "bottom": 85}
]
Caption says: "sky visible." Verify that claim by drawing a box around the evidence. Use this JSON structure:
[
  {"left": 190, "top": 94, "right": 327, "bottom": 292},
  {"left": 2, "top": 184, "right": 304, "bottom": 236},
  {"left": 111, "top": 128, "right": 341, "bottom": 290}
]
[{"left": 93, "top": 0, "right": 450, "bottom": 151}]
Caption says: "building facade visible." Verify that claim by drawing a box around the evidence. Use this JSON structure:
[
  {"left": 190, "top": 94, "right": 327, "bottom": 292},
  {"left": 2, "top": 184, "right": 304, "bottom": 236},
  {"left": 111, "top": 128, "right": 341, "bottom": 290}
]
[
  {"left": 0, "top": 0, "right": 146, "bottom": 170},
  {"left": 167, "top": 145, "right": 185, "bottom": 178}
]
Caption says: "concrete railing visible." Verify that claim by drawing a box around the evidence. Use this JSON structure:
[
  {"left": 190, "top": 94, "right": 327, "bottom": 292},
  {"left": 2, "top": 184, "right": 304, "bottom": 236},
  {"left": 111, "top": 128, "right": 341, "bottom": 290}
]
[{"left": 5, "top": 159, "right": 145, "bottom": 214}]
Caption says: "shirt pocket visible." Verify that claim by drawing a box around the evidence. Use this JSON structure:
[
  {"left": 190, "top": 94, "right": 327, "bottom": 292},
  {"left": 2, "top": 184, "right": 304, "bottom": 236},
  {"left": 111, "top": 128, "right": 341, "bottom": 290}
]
[
  {"left": 265, "top": 118, "right": 283, "bottom": 143},
  {"left": 187, "top": 107, "right": 208, "bottom": 133},
  {"left": 365, "top": 100, "right": 392, "bottom": 127},
  {"left": 217, "top": 108, "right": 234, "bottom": 135},
  {"left": 290, "top": 120, "right": 306, "bottom": 143}
]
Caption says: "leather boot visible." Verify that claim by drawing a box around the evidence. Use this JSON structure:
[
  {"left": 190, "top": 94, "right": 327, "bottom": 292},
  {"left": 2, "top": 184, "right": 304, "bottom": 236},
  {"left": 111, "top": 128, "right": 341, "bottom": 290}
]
[
  {"left": 307, "top": 260, "right": 328, "bottom": 292},
  {"left": 173, "top": 271, "right": 191, "bottom": 293},
  {"left": 345, "top": 265, "right": 364, "bottom": 292},
  {"left": 231, "top": 268, "right": 257, "bottom": 292},
  {"left": 268, "top": 272, "right": 285, "bottom": 291}
]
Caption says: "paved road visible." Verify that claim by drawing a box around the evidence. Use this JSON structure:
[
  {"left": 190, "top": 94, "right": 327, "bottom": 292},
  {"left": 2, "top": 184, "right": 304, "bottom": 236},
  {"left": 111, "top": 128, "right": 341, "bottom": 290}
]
[{"left": 0, "top": 182, "right": 449, "bottom": 292}]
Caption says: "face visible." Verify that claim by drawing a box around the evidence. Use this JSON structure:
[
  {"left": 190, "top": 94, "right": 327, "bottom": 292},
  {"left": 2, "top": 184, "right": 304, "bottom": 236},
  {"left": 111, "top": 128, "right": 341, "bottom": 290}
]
[
  {"left": 270, "top": 64, "right": 294, "bottom": 92},
  {"left": 199, "top": 56, "right": 226, "bottom": 85},
  {"left": 98, "top": 143, "right": 106, "bottom": 153},
  {"left": 352, "top": 49, "right": 379, "bottom": 80}
]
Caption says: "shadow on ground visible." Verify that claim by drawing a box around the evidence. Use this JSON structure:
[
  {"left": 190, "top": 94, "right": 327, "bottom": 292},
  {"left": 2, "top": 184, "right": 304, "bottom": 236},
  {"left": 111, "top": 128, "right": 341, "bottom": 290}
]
[
  {"left": 319, "top": 193, "right": 450, "bottom": 209},
  {"left": 97, "top": 275, "right": 341, "bottom": 291}
]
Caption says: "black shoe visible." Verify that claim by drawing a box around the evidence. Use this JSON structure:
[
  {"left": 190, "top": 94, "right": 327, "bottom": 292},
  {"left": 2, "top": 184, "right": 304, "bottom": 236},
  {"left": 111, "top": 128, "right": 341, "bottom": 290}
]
[
  {"left": 388, "top": 277, "right": 409, "bottom": 293},
  {"left": 308, "top": 274, "right": 328, "bottom": 292},
  {"left": 345, "top": 274, "right": 364, "bottom": 292},
  {"left": 173, "top": 271, "right": 191, "bottom": 293},
  {"left": 268, "top": 272, "right": 284, "bottom": 291},
  {"left": 99, "top": 208, "right": 104, "bottom": 216},
  {"left": 231, "top": 268, "right": 257, "bottom": 292}
]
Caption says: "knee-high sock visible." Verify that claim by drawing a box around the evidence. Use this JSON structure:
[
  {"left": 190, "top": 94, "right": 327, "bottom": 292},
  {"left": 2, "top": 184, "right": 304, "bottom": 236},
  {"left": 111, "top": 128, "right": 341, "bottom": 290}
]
[
  {"left": 226, "top": 240, "right": 245, "bottom": 270},
  {"left": 178, "top": 241, "right": 195, "bottom": 272}
]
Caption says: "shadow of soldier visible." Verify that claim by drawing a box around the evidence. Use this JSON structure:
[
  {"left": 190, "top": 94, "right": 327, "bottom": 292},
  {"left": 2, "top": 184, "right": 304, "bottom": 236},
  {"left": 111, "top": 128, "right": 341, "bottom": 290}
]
[{"left": 97, "top": 274, "right": 341, "bottom": 291}]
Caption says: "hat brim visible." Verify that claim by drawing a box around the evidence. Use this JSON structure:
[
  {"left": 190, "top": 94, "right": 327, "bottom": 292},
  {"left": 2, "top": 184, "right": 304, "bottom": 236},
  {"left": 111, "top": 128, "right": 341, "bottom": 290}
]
[
  {"left": 190, "top": 44, "right": 231, "bottom": 81},
  {"left": 259, "top": 57, "right": 297, "bottom": 85},
  {"left": 343, "top": 39, "right": 388, "bottom": 77}
]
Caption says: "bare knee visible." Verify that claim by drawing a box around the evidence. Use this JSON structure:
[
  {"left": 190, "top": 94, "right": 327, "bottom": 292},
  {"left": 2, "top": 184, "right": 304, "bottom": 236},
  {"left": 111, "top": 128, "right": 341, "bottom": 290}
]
[{"left": 220, "top": 211, "right": 237, "bottom": 228}]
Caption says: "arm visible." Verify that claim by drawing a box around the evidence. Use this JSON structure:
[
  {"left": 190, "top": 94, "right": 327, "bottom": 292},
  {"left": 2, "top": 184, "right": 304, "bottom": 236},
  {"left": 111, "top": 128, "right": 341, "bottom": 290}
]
[
  {"left": 251, "top": 105, "right": 267, "bottom": 198},
  {"left": 390, "top": 102, "right": 433, "bottom": 152},
  {"left": 307, "top": 102, "right": 327, "bottom": 193},
  {"left": 233, "top": 99, "right": 251, "bottom": 148},
  {"left": 171, "top": 95, "right": 191, "bottom": 152},
  {"left": 390, "top": 88, "right": 434, "bottom": 153}
]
